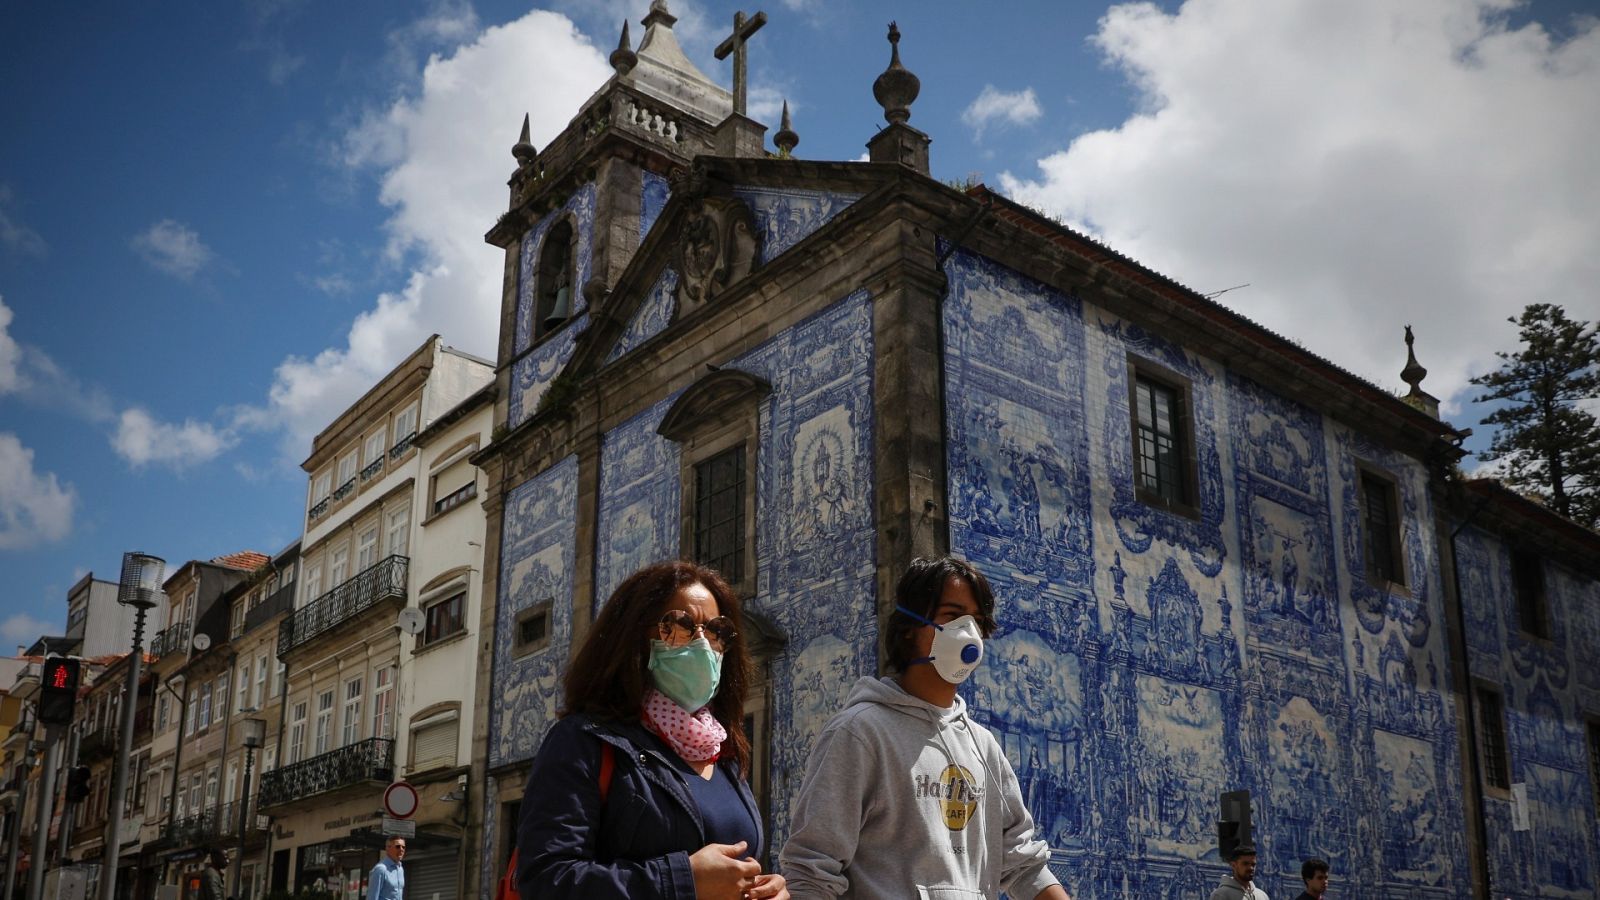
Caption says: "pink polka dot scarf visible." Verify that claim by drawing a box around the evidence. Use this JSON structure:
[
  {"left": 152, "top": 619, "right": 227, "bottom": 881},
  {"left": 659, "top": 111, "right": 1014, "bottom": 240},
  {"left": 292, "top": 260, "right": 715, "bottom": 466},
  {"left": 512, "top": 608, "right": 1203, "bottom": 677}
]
[{"left": 642, "top": 688, "right": 727, "bottom": 763}]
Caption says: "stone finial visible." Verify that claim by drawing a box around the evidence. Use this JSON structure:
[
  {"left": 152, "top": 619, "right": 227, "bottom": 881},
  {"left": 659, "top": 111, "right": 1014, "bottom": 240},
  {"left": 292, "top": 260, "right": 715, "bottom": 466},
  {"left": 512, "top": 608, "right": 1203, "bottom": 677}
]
[
  {"left": 642, "top": 0, "right": 677, "bottom": 29},
  {"left": 773, "top": 100, "right": 798, "bottom": 157},
  {"left": 511, "top": 113, "right": 537, "bottom": 166},
  {"left": 610, "top": 20, "right": 638, "bottom": 76},
  {"left": 872, "top": 21, "right": 920, "bottom": 125},
  {"left": 1401, "top": 325, "right": 1427, "bottom": 393},
  {"left": 1400, "top": 325, "right": 1441, "bottom": 419}
]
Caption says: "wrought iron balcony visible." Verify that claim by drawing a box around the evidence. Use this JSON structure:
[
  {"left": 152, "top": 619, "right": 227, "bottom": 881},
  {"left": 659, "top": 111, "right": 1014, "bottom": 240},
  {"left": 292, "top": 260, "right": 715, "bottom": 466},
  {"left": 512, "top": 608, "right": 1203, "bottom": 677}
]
[
  {"left": 277, "top": 555, "right": 408, "bottom": 658},
  {"left": 388, "top": 431, "right": 417, "bottom": 460},
  {"left": 360, "top": 458, "right": 384, "bottom": 482},
  {"left": 332, "top": 478, "right": 356, "bottom": 501},
  {"left": 308, "top": 496, "right": 331, "bottom": 521},
  {"left": 149, "top": 621, "right": 190, "bottom": 659},
  {"left": 163, "top": 808, "right": 222, "bottom": 846},
  {"left": 257, "top": 737, "right": 393, "bottom": 810},
  {"left": 78, "top": 724, "right": 119, "bottom": 761},
  {"left": 243, "top": 581, "right": 296, "bottom": 634}
]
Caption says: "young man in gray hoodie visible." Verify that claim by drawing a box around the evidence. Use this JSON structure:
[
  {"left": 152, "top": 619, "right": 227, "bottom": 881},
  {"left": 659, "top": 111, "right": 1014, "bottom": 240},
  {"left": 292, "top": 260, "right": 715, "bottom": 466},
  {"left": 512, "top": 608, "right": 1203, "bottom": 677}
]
[
  {"left": 1210, "top": 846, "right": 1269, "bottom": 900},
  {"left": 781, "top": 557, "right": 1070, "bottom": 900}
]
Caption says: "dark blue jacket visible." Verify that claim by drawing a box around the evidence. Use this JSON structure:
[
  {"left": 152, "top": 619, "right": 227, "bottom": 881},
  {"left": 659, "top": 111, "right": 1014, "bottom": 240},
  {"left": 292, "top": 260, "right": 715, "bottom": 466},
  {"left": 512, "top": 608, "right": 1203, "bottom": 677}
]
[{"left": 516, "top": 713, "right": 763, "bottom": 899}]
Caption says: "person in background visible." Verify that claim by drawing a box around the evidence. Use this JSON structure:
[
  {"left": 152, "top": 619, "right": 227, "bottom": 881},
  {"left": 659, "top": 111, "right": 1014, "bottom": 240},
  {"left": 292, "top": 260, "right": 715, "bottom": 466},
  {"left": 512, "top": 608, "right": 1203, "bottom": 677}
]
[
  {"left": 1210, "top": 845, "right": 1269, "bottom": 900},
  {"left": 781, "top": 556, "right": 1071, "bottom": 900},
  {"left": 516, "top": 560, "right": 787, "bottom": 900},
  {"left": 1294, "top": 858, "right": 1329, "bottom": 899},
  {"left": 367, "top": 836, "right": 406, "bottom": 900},
  {"left": 198, "top": 848, "right": 227, "bottom": 900}
]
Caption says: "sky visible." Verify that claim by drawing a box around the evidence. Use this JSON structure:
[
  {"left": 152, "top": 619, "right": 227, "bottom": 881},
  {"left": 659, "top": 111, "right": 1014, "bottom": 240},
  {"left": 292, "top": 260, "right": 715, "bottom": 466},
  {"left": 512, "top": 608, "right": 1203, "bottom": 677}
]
[{"left": 1, "top": 0, "right": 1596, "bottom": 644}]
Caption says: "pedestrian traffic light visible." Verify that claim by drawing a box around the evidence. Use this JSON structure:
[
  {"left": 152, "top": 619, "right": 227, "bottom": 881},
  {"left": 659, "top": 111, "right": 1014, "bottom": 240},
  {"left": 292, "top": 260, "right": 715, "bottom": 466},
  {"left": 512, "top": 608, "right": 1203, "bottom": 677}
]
[
  {"left": 37, "top": 657, "right": 81, "bottom": 726},
  {"left": 66, "top": 765, "right": 91, "bottom": 803}
]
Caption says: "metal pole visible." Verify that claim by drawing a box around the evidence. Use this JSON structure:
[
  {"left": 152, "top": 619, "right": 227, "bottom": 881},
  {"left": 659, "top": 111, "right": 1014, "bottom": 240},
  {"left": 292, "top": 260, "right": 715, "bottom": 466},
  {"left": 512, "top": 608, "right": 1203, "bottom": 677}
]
[
  {"left": 4, "top": 762, "right": 30, "bottom": 900},
  {"left": 55, "top": 729, "right": 80, "bottom": 865},
  {"left": 28, "top": 725, "right": 63, "bottom": 900},
  {"left": 230, "top": 746, "right": 254, "bottom": 900},
  {"left": 100, "top": 606, "right": 148, "bottom": 900}
]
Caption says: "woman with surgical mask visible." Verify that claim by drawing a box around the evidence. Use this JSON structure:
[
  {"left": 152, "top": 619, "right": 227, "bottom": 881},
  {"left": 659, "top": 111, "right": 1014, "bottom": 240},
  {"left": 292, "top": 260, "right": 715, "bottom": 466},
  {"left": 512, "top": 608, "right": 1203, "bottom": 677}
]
[
  {"left": 516, "top": 561, "right": 788, "bottom": 900},
  {"left": 781, "top": 557, "right": 1071, "bottom": 900}
]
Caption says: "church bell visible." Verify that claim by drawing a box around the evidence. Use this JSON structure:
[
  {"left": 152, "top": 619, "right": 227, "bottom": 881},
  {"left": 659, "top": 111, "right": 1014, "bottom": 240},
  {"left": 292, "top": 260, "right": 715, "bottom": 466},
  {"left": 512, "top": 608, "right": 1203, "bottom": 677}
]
[{"left": 544, "top": 284, "right": 572, "bottom": 331}]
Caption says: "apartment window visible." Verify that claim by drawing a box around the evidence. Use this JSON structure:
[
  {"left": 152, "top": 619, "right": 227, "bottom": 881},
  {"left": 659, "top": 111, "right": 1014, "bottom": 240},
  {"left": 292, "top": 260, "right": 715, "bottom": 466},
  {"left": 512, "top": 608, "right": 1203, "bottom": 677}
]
[
  {"left": 188, "top": 775, "right": 201, "bottom": 817},
  {"left": 231, "top": 601, "right": 246, "bottom": 638},
  {"left": 238, "top": 661, "right": 251, "bottom": 711},
  {"left": 216, "top": 674, "right": 230, "bottom": 718},
  {"left": 341, "top": 677, "right": 364, "bottom": 747},
  {"left": 1129, "top": 359, "right": 1198, "bottom": 515},
  {"left": 694, "top": 446, "right": 746, "bottom": 583},
  {"left": 225, "top": 762, "right": 238, "bottom": 804},
  {"left": 303, "top": 563, "right": 323, "bottom": 606},
  {"left": 184, "top": 686, "right": 198, "bottom": 736},
  {"left": 421, "top": 592, "right": 466, "bottom": 647},
  {"left": 369, "top": 662, "right": 395, "bottom": 739},
  {"left": 156, "top": 694, "right": 169, "bottom": 733},
  {"left": 183, "top": 591, "right": 196, "bottom": 630},
  {"left": 387, "top": 508, "right": 410, "bottom": 558},
  {"left": 513, "top": 601, "right": 553, "bottom": 658},
  {"left": 430, "top": 455, "right": 478, "bottom": 517},
  {"left": 254, "top": 653, "right": 268, "bottom": 708},
  {"left": 1476, "top": 682, "right": 1511, "bottom": 792},
  {"left": 330, "top": 546, "right": 349, "bottom": 586},
  {"left": 393, "top": 404, "right": 419, "bottom": 448},
  {"left": 410, "top": 712, "right": 459, "bottom": 772},
  {"left": 146, "top": 772, "right": 162, "bottom": 817},
  {"left": 311, "top": 472, "right": 332, "bottom": 505},
  {"left": 336, "top": 451, "right": 358, "bottom": 494},
  {"left": 273, "top": 658, "right": 285, "bottom": 701},
  {"left": 288, "top": 702, "right": 308, "bottom": 764},
  {"left": 205, "top": 767, "right": 219, "bottom": 807},
  {"left": 1512, "top": 549, "right": 1549, "bottom": 639},
  {"left": 314, "top": 690, "right": 335, "bottom": 755},
  {"left": 358, "top": 527, "right": 379, "bottom": 572},
  {"left": 364, "top": 429, "right": 387, "bottom": 468},
  {"left": 198, "top": 683, "right": 212, "bottom": 730},
  {"left": 1359, "top": 468, "right": 1406, "bottom": 587}
]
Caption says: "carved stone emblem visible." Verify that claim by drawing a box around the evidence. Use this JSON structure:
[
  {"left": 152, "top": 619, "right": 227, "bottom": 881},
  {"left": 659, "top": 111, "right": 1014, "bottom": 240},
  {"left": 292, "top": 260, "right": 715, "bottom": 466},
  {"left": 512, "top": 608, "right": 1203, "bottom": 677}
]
[{"left": 674, "top": 197, "right": 758, "bottom": 317}]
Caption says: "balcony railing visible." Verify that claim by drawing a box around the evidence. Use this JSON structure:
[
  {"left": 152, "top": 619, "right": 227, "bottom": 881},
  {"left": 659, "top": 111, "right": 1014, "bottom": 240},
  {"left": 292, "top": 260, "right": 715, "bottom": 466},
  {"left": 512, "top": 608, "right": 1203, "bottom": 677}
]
[
  {"left": 257, "top": 737, "right": 393, "bottom": 809},
  {"left": 308, "top": 496, "right": 331, "bottom": 522},
  {"left": 332, "top": 478, "right": 356, "bottom": 501},
  {"left": 388, "top": 431, "right": 417, "bottom": 460},
  {"left": 162, "top": 803, "right": 243, "bottom": 846},
  {"left": 360, "top": 458, "right": 384, "bottom": 482},
  {"left": 277, "top": 555, "right": 409, "bottom": 657},
  {"left": 79, "top": 724, "right": 119, "bottom": 761},
  {"left": 244, "top": 581, "right": 296, "bottom": 634},
  {"left": 432, "top": 481, "right": 477, "bottom": 516},
  {"left": 149, "top": 621, "right": 190, "bottom": 659}
]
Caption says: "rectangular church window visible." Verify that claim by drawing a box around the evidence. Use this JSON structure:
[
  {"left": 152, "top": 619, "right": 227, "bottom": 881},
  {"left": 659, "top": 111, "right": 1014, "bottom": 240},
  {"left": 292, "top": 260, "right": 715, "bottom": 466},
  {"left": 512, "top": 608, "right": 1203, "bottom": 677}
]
[
  {"left": 1359, "top": 468, "right": 1406, "bottom": 587},
  {"left": 694, "top": 445, "right": 746, "bottom": 583},
  {"left": 513, "top": 601, "right": 552, "bottom": 658},
  {"left": 1476, "top": 682, "right": 1511, "bottom": 792},
  {"left": 1129, "top": 359, "right": 1198, "bottom": 518},
  {"left": 1512, "top": 549, "right": 1549, "bottom": 639}
]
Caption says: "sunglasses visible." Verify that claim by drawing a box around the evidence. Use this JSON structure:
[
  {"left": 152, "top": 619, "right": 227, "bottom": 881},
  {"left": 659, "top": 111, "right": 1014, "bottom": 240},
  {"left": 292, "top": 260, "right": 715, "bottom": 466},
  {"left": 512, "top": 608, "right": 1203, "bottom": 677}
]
[{"left": 657, "top": 610, "right": 737, "bottom": 652}]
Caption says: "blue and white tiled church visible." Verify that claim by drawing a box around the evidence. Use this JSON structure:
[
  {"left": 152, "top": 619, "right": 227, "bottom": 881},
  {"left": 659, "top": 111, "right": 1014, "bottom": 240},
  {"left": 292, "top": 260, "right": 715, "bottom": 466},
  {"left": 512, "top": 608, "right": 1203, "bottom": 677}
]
[{"left": 469, "top": 5, "right": 1600, "bottom": 897}]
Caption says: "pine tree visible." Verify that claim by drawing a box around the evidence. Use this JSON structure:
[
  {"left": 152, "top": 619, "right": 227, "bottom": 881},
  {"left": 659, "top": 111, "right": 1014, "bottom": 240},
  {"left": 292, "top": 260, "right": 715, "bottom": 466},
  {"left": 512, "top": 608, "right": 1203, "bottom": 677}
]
[{"left": 1471, "top": 303, "right": 1600, "bottom": 529}]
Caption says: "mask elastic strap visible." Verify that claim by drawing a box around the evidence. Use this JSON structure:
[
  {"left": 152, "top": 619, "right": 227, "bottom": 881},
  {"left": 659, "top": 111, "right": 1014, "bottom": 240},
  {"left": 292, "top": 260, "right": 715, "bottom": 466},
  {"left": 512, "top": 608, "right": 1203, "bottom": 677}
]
[{"left": 895, "top": 605, "right": 944, "bottom": 630}]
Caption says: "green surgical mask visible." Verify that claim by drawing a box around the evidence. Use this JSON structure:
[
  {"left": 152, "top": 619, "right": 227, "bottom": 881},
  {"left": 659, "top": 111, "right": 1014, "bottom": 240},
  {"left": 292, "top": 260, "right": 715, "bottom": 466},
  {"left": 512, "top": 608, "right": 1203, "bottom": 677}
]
[{"left": 648, "top": 636, "right": 723, "bottom": 711}]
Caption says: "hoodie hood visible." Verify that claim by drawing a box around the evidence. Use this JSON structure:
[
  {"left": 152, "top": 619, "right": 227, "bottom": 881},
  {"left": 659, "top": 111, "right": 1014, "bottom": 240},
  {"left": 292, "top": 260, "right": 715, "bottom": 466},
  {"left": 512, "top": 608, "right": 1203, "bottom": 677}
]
[{"left": 841, "top": 675, "right": 969, "bottom": 724}]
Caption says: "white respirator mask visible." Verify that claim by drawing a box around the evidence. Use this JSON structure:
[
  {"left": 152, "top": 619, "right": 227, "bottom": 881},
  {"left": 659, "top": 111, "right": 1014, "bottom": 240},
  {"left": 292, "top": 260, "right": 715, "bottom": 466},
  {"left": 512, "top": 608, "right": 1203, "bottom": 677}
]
[{"left": 897, "top": 605, "right": 985, "bottom": 684}]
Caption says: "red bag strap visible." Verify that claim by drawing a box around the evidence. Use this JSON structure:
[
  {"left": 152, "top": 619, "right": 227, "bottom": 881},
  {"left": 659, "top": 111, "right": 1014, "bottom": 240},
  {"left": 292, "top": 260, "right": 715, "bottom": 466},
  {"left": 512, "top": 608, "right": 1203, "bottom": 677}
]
[{"left": 598, "top": 740, "right": 615, "bottom": 805}]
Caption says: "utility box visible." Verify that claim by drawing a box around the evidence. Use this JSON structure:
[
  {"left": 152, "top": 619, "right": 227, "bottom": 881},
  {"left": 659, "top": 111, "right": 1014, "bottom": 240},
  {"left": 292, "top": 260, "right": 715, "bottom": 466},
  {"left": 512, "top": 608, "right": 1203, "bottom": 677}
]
[{"left": 45, "top": 865, "right": 88, "bottom": 900}]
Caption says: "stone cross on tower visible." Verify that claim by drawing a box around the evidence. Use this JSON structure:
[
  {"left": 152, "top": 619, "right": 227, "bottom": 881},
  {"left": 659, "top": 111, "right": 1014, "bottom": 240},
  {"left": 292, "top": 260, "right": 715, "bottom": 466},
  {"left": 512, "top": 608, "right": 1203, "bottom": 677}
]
[{"left": 714, "top": 10, "right": 768, "bottom": 117}]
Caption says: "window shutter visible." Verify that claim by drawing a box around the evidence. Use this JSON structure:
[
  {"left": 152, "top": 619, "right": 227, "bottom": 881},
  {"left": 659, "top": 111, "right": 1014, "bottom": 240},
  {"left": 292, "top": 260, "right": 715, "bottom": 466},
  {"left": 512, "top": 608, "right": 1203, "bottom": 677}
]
[{"left": 412, "top": 717, "right": 458, "bottom": 771}]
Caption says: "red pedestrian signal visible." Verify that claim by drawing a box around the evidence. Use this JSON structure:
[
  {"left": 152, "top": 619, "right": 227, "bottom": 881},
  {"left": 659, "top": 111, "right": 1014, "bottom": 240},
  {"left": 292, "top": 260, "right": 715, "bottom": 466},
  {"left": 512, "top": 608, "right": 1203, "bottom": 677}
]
[{"left": 37, "top": 658, "right": 81, "bottom": 726}]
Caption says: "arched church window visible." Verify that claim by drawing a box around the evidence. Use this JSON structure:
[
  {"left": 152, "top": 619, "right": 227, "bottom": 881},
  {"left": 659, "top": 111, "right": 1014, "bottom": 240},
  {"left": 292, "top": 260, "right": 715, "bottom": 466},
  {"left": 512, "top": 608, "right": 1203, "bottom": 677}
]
[{"left": 535, "top": 219, "right": 574, "bottom": 341}]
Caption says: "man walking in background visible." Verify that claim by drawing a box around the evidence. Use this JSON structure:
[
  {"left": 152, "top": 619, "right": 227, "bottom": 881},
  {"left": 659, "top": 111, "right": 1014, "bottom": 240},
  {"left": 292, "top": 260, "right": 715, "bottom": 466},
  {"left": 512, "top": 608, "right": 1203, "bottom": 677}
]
[{"left": 367, "top": 836, "right": 406, "bottom": 900}]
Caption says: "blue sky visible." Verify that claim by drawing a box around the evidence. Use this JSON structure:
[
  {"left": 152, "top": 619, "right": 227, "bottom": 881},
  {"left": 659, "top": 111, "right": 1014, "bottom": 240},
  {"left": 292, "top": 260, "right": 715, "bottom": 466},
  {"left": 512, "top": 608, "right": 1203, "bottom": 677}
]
[{"left": 2, "top": 0, "right": 1596, "bottom": 643}]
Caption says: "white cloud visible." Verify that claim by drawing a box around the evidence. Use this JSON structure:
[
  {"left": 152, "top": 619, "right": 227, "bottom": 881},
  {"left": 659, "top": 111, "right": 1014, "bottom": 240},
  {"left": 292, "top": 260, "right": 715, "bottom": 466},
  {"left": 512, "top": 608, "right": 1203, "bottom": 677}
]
[
  {"left": 0, "top": 296, "right": 19, "bottom": 394},
  {"left": 235, "top": 9, "right": 611, "bottom": 460},
  {"left": 131, "top": 219, "right": 216, "bottom": 281},
  {"left": 0, "top": 296, "right": 113, "bottom": 420},
  {"left": 1, "top": 611, "right": 60, "bottom": 643},
  {"left": 0, "top": 432, "right": 74, "bottom": 549},
  {"left": 112, "top": 408, "right": 236, "bottom": 469},
  {"left": 0, "top": 186, "right": 47, "bottom": 258},
  {"left": 747, "top": 85, "right": 790, "bottom": 126},
  {"left": 962, "top": 85, "right": 1042, "bottom": 139},
  {"left": 998, "top": 0, "right": 1600, "bottom": 419}
]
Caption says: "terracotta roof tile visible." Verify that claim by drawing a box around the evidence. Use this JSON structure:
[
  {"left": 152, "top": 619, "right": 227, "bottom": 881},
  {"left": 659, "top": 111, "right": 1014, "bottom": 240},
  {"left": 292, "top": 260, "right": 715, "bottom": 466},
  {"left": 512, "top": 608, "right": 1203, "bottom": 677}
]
[{"left": 211, "top": 550, "right": 270, "bottom": 571}]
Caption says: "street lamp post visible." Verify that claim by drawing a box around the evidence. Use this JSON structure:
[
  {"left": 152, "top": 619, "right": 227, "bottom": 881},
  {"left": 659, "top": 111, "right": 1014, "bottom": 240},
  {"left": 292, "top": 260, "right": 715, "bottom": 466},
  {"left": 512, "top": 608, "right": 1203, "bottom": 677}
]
[
  {"left": 100, "top": 552, "right": 164, "bottom": 900},
  {"left": 231, "top": 718, "right": 265, "bottom": 900}
]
